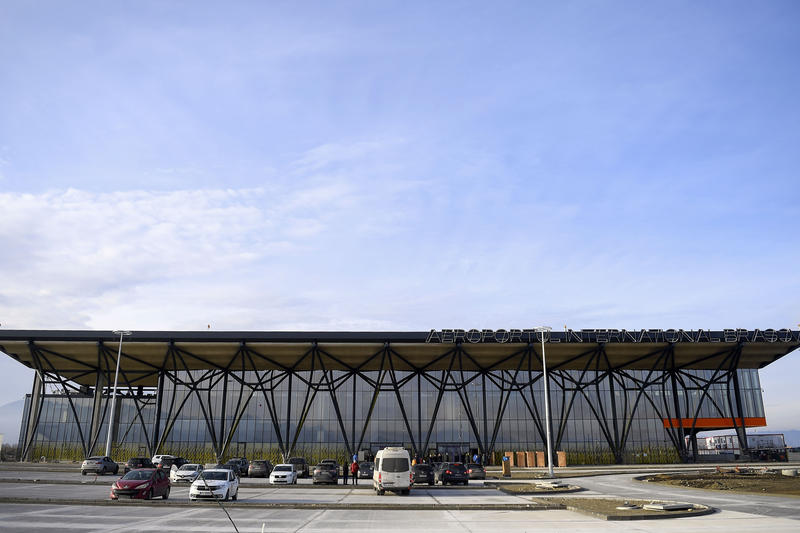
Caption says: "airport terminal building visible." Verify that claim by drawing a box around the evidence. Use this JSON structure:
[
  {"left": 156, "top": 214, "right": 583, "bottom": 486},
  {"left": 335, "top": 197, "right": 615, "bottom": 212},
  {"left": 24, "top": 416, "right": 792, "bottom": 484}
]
[{"left": 2, "top": 328, "right": 798, "bottom": 465}]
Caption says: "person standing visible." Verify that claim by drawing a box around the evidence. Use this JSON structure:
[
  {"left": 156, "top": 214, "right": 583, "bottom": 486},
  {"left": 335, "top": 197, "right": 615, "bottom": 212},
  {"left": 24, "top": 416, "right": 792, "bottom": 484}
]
[
  {"left": 342, "top": 462, "right": 349, "bottom": 485},
  {"left": 350, "top": 460, "right": 359, "bottom": 485}
]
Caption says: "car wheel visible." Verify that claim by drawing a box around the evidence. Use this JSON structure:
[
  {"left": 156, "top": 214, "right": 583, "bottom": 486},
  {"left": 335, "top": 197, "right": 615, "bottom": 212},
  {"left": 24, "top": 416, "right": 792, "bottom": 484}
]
[
  {"left": 100, "top": 467, "right": 106, "bottom": 475},
  {"left": 224, "top": 490, "right": 230, "bottom": 501},
  {"left": 145, "top": 489, "right": 153, "bottom": 500},
  {"left": 232, "top": 491, "right": 237, "bottom": 501},
  {"left": 81, "top": 471, "right": 86, "bottom": 476},
  {"left": 114, "top": 466, "right": 119, "bottom": 475},
  {"left": 163, "top": 487, "right": 170, "bottom": 500},
  {"left": 428, "top": 481, "right": 434, "bottom": 486}
]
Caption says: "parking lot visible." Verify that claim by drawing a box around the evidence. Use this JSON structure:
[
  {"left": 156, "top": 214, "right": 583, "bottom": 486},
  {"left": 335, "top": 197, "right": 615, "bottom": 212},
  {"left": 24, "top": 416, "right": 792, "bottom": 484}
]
[{"left": 2, "top": 463, "right": 800, "bottom": 532}]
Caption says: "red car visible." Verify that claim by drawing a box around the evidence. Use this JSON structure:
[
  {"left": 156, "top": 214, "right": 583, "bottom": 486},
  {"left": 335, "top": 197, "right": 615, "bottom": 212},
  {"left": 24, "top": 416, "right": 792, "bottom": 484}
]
[{"left": 110, "top": 468, "right": 170, "bottom": 500}]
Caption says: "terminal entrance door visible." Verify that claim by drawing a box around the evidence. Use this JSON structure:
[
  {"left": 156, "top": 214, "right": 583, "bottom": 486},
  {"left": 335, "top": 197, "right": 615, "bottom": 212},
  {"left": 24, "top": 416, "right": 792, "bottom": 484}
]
[{"left": 436, "top": 442, "right": 470, "bottom": 463}]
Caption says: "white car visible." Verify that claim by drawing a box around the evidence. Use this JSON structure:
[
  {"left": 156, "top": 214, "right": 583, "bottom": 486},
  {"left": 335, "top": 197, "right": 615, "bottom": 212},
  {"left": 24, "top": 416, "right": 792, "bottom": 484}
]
[
  {"left": 189, "top": 469, "right": 239, "bottom": 501},
  {"left": 269, "top": 464, "right": 298, "bottom": 484},
  {"left": 151, "top": 454, "right": 174, "bottom": 465},
  {"left": 171, "top": 463, "right": 203, "bottom": 483}
]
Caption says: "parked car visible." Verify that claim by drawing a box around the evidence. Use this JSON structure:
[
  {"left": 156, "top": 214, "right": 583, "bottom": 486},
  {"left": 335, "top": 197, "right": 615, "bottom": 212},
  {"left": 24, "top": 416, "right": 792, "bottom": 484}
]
[
  {"left": 190, "top": 468, "right": 239, "bottom": 501},
  {"left": 312, "top": 462, "right": 338, "bottom": 484},
  {"left": 172, "top": 456, "right": 190, "bottom": 469},
  {"left": 155, "top": 456, "right": 179, "bottom": 471},
  {"left": 224, "top": 457, "right": 249, "bottom": 476},
  {"left": 110, "top": 468, "right": 170, "bottom": 500},
  {"left": 287, "top": 457, "right": 309, "bottom": 478},
  {"left": 373, "top": 447, "right": 412, "bottom": 495},
  {"left": 466, "top": 463, "right": 486, "bottom": 480},
  {"left": 412, "top": 463, "right": 434, "bottom": 485},
  {"left": 436, "top": 462, "right": 468, "bottom": 485},
  {"left": 123, "top": 457, "right": 154, "bottom": 474},
  {"left": 248, "top": 460, "right": 273, "bottom": 478},
  {"left": 81, "top": 456, "right": 118, "bottom": 475},
  {"left": 151, "top": 454, "right": 174, "bottom": 465},
  {"left": 357, "top": 461, "right": 374, "bottom": 479},
  {"left": 171, "top": 463, "right": 204, "bottom": 483},
  {"left": 269, "top": 464, "right": 298, "bottom": 484}
]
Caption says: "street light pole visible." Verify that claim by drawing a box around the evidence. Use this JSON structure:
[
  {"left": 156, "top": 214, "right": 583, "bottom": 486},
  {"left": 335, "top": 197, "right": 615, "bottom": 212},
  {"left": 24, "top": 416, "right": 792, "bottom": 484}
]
[
  {"left": 535, "top": 326, "right": 554, "bottom": 478},
  {"left": 105, "top": 330, "right": 131, "bottom": 457}
]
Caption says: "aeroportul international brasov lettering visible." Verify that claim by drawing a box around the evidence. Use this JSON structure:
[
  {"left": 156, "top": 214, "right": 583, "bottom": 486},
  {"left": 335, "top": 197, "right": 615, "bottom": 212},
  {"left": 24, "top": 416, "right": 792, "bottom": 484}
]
[{"left": 425, "top": 328, "right": 800, "bottom": 344}]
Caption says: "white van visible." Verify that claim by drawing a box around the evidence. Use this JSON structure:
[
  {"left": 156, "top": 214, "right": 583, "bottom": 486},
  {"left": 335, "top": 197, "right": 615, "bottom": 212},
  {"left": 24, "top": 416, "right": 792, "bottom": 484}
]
[{"left": 372, "top": 447, "right": 412, "bottom": 495}]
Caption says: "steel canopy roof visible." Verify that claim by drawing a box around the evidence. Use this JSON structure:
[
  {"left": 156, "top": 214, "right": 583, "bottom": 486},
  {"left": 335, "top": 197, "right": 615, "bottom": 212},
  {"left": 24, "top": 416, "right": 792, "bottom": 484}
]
[{"left": 1, "top": 329, "right": 797, "bottom": 388}]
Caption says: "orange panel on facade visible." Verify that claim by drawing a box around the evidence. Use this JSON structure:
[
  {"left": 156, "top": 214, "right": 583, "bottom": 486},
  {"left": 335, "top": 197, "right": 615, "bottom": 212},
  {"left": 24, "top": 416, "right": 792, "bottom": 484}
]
[{"left": 661, "top": 417, "right": 766, "bottom": 429}]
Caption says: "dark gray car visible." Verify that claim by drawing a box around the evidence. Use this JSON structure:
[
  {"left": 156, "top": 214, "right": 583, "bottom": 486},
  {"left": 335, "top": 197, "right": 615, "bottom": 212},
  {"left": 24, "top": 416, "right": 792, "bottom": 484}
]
[
  {"left": 312, "top": 462, "right": 338, "bottom": 484},
  {"left": 248, "top": 460, "right": 273, "bottom": 477},
  {"left": 466, "top": 463, "right": 486, "bottom": 480},
  {"left": 412, "top": 463, "right": 434, "bottom": 485},
  {"left": 357, "top": 461, "right": 374, "bottom": 479},
  {"left": 435, "top": 462, "right": 468, "bottom": 485},
  {"left": 224, "top": 457, "right": 249, "bottom": 476},
  {"left": 288, "top": 457, "right": 309, "bottom": 478}
]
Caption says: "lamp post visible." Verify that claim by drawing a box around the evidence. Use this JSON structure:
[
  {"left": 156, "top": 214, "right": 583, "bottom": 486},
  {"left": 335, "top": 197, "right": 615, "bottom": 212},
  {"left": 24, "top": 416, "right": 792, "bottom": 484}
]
[
  {"left": 535, "top": 326, "right": 554, "bottom": 478},
  {"left": 105, "top": 330, "right": 131, "bottom": 457}
]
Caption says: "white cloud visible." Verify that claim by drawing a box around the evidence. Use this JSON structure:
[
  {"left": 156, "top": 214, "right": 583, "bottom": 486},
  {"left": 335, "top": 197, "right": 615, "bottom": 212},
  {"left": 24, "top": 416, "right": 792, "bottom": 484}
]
[{"left": 0, "top": 140, "right": 436, "bottom": 330}]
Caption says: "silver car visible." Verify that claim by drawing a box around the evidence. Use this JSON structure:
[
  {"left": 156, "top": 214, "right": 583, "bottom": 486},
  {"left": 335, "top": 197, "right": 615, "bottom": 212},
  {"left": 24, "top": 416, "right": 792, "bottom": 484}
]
[
  {"left": 81, "top": 456, "right": 118, "bottom": 475},
  {"left": 171, "top": 463, "right": 203, "bottom": 483}
]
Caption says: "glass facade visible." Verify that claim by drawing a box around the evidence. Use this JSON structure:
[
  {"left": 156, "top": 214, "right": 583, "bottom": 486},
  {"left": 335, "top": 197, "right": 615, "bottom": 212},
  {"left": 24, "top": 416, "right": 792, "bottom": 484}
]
[{"left": 19, "top": 367, "right": 765, "bottom": 465}]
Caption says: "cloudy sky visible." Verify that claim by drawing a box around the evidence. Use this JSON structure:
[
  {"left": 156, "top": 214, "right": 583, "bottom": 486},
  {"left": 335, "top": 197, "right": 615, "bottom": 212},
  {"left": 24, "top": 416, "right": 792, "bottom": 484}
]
[{"left": 0, "top": 1, "right": 798, "bottom": 430}]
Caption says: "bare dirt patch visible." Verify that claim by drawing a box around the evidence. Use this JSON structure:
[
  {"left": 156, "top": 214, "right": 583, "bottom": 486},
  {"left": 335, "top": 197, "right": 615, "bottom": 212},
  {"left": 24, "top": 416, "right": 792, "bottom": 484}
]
[
  {"left": 541, "top": 497, "right": 712, "bottom": 520},
  {"left": 644, "top": 470, "right": 800, "bottom": 497}
]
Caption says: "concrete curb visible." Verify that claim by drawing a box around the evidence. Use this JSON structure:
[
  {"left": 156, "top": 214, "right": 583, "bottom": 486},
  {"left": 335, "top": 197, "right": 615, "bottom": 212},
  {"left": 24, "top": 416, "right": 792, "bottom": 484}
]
[
  {"left": 0, "top": 478, "right": 495, "bottom": 489},
  {"left": 0, "top": 479, "right": 107, "bottom": 486},
  {"left": 0, "top": 496, "right": 561, "bottom": 511},
  {"left": 485, "top": 481, "right": 585, "bottom": 495}
]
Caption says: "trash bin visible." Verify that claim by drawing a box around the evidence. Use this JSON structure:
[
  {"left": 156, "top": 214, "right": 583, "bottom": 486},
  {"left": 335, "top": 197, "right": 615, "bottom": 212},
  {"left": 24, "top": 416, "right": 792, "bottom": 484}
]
[{"left": 502, "top": 456, "right": 511, "bottom": 477}]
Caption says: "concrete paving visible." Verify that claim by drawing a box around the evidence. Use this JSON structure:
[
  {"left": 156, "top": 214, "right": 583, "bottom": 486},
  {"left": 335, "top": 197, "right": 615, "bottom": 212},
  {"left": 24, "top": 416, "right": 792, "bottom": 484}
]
[
  {"left": 1, "top": 503, "right": 799, "bottom": 532},
  {"left": 2, "top": 463, "right": 800, "bottom": 531}
]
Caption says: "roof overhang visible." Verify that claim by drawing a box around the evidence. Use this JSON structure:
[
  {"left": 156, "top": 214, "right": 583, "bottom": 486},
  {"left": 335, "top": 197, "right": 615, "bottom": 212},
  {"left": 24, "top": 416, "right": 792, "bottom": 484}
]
[{"left": 1, "top": 329, "right": 797, "bottom": 388}]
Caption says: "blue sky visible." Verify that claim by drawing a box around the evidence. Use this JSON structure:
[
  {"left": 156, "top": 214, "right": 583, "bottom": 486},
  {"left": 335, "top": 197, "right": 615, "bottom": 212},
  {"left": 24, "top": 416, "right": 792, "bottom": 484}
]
[{"left": 0, "top": 1, "right": 798, "bottom": 431}]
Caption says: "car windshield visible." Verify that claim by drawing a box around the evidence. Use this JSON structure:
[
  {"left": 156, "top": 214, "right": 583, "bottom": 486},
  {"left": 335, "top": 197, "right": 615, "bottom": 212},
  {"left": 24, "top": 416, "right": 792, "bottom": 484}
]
[
  {"left": 448, "top": 464, "right": 467, "bottom": 473},
  {"left": 202, "top": 471, "right": 229, "bottom": 481},
  {"left": 274, "top": 465, "right": 291, "bottom": 472},
  {"left": 360, "top": 462, "right": 373, "bottom": 468},
  {"left": 381, "top": 457, "right": 409, "bottom": 472},
  {"left": 289, "top": 458, "right": 304, "bottom": 464},
  {"left": 121, "top": 470, "right": 152, "bottom": 480},
  {"left": 467, "top": 464, "right": 482, "bottom": 469},
  {"left": 179, "top": 464, "right": 199, "bottom": 471},
  {"left": 127, "top": 458, "right": 147, "bottom": 465},
  {"left": 414, "top": 464, "right": 432, "bottom": 472}
]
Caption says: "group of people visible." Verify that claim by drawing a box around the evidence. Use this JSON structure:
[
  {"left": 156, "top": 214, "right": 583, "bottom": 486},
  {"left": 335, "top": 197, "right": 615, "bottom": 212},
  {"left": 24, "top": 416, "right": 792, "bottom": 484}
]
[{"left": 341, "top": 460, "right": 359, "bottom": 485}]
